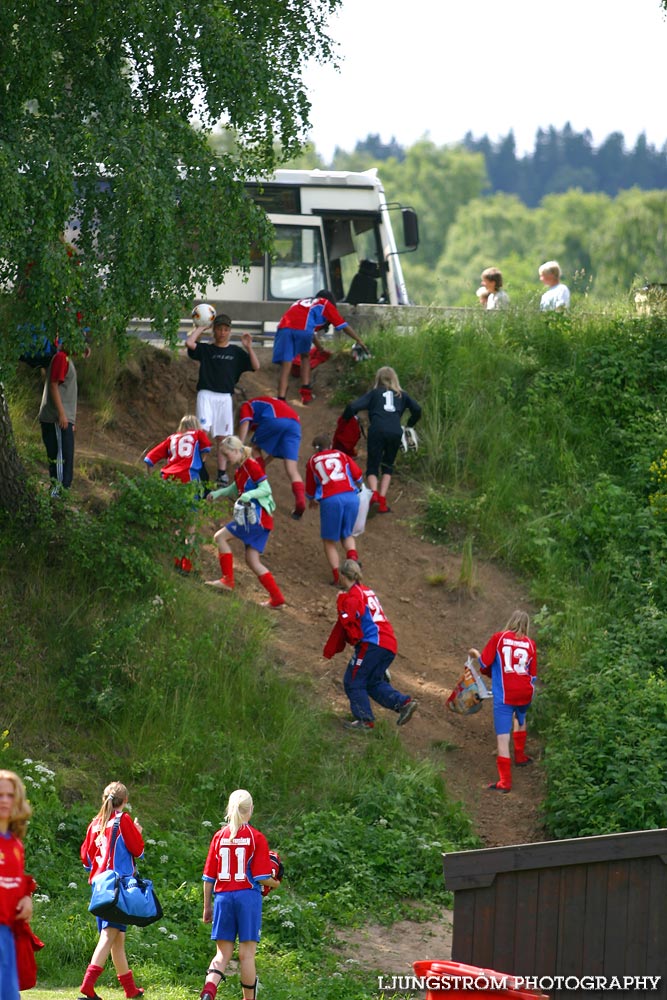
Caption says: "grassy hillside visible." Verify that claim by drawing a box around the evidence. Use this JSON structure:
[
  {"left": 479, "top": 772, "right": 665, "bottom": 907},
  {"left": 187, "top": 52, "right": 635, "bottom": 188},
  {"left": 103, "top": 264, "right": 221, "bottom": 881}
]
[
  {"left": 4, "top": 300, "right": 667, "bottom": 993},
  {"left": 0, "top": 373, "right": 474, "bottom": 998}
]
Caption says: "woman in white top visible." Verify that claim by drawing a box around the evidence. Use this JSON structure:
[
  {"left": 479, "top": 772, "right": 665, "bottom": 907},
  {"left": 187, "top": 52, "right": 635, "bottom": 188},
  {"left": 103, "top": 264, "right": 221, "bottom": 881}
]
[
  {"left": 539, "top": 260, "right": 570, "bottom": 310},
  {"left": 480, "top": 267, "right": 510, "bottom": 310}
]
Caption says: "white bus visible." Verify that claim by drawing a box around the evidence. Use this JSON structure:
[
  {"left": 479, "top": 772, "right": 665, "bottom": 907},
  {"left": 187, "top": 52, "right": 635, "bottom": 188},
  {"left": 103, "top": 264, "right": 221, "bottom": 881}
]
[{"left": 196, "top": 167, "right": 419, "bottom": 332}]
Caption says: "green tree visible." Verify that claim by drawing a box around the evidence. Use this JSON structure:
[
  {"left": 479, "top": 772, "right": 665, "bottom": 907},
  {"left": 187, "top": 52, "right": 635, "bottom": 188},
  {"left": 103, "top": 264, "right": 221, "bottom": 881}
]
[
  {"left": 0, "top": 0, "right": 340, "bottom": 513},
  {"left": 434, "top": 194, "right": 538, "bottom": 305},
  {"left": 591, "top": 188, "right": 667, "bottom": 297}
]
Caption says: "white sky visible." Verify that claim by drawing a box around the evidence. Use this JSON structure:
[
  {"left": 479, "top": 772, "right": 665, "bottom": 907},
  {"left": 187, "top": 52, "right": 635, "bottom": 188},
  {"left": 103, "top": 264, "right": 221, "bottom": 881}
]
[{"left": 303, "top": 0, "right": 667, "bottom": 161}]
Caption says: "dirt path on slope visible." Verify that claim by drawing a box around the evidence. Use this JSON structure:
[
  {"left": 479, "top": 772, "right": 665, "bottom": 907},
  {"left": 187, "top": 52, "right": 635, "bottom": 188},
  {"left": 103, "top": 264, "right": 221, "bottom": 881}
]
[{"left": 74, "top": 344, "right": 548, "bottom": 975}]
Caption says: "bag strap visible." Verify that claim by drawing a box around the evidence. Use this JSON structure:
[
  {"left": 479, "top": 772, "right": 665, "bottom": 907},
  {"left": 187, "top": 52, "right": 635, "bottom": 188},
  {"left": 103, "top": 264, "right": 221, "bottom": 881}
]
[{"left": 104, "top": 816, "right": 121, "bottom": 871}]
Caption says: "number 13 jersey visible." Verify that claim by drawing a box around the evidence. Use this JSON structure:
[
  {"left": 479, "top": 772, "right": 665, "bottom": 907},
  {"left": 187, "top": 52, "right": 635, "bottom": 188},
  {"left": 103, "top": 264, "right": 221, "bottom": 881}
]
[{"left": 479, "top": 630, "right": 538, "bottom": 706}]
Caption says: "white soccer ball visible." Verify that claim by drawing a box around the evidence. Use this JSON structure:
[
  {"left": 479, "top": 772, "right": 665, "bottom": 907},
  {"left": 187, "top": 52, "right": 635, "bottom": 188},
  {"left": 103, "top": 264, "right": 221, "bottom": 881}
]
[{"left": 191, "top": 303, "right": 216, "bottom": 327}]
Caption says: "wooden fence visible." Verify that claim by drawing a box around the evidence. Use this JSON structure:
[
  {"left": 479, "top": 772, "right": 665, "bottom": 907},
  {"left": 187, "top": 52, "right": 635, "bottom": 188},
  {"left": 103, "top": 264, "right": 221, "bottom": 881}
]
[{"left": 442, "top": 828, "right": 667, "bottom": 999}]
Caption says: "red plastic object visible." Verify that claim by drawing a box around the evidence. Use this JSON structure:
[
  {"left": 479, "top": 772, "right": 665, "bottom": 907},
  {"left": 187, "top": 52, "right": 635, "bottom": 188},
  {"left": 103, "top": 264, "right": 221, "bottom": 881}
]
[{"left": 412, "top": 960, "right": 550, "bottom": 999}]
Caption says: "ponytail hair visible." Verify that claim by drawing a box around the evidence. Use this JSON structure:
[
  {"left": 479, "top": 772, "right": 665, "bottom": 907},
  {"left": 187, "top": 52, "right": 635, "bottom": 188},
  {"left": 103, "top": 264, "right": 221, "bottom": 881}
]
[
  {"left": 178, "top": 414, "right": 201, "bottom": 432},
  {"left": 92, "top": 780, "right": 129, "bottom": 832},
  {"left": 221, "top": 435, "right": 252, "bottom": 462},
  {"left": 373, "top": 366, "right": 402, "bottom": 395},
  {"left": 225, "top": 788, "right": 253, "bottom": 839},
  {"left": 340, "top": 558, "right": 363, "bottom": 583},
  {"left": 505, "top": 610, "right": 530, "bottom": 638},
  {"left": 0, "top": 770, "right": 32, "bottom": 841}
]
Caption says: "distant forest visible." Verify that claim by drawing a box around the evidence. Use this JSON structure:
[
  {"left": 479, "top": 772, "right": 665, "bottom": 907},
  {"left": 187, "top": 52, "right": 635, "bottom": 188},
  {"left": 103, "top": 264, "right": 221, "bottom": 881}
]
[{"left": 349, "top": 124, "right": 667, "bottom": 207}]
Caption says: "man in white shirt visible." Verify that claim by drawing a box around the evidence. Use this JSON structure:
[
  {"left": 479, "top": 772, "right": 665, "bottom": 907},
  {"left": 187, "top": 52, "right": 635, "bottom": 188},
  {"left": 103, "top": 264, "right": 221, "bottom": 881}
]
[{"left": 539, "top": 260, "right": 570, "bottom": 311}]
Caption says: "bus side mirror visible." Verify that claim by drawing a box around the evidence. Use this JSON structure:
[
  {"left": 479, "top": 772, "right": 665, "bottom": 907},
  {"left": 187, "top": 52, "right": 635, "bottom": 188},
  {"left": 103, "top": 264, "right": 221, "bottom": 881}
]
[{"left": 401, "top": 208, "right": 419, "bottom": 251}]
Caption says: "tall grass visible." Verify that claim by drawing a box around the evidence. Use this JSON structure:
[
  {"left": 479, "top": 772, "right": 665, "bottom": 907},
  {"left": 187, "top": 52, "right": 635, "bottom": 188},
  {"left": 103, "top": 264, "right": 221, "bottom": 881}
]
[
  {"left": 0, "top": 439, "right": 474, "bottom": 994},
  {"left": 365, "top": 306, "right": 667, "bottom": 836}
]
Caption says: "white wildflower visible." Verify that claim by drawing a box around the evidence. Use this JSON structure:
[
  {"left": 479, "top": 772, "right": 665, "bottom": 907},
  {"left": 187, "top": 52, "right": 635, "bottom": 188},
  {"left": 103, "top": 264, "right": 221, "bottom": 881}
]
[
  {"left": 160, "top": 855, "right": 169, "bottom": 864},
  {"left": 58, "top": 823, "right": 66, "bottom": 831},
  {"left": 158, "top": 926, "right": 168, "bottom": 934},
  {"left": 68, "top": 882, "right": 78, "bottom": 889},
  {"left": 168, "top": 934, "right": 178, "bottom": 941},
  {"left": 201, "top": 820, "right": 213, "bottom": 828},
  {"left": 281, "top": 920, "right": 295, "bottom": 929}
]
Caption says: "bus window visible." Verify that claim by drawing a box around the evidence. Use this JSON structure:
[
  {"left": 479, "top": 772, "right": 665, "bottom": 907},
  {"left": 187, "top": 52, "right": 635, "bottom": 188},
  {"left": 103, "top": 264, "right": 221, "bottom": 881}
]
[{"left": 268, "top": 225, "right": 326, "bottom": 301}]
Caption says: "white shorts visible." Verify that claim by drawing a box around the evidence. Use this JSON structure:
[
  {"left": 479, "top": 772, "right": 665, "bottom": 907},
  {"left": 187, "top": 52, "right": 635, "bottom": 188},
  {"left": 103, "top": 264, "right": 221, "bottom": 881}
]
[{"left": 197, "top": 390, "right": 234, "bottom": 440}]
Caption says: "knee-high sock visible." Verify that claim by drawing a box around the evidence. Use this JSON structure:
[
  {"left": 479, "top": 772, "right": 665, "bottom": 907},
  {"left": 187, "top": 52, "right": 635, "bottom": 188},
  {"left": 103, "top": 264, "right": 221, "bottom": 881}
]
[{"left": 259, "top": 571, "right": 285, "bottom": 606}]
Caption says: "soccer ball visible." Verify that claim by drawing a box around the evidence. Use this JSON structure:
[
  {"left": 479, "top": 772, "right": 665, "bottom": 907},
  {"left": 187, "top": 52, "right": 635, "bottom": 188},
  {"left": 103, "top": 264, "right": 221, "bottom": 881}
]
[{"left": 191, "top": 303, "right": 216, "bottom": 327}]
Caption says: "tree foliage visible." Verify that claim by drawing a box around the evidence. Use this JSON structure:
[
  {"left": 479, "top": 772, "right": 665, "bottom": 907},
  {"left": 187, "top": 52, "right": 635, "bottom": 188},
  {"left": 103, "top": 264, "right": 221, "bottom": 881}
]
[
  {"left": 0, "top": 0, "right": 340, "bottom": 512},
  {"left": 0, "top": 0, "right": 340, "bottom": 351}
]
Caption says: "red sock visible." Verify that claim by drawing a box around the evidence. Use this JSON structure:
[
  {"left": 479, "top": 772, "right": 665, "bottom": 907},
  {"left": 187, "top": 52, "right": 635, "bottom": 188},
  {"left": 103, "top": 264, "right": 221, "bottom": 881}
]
[
  {"left": 117, "top": 970, "right": 143, "bottom": 998},
  {"left": 201, "top": 985, "right": 218, "bottom": 1000},
  {"left": 181, "top": 556, "right": 192, "bottom": 573},
  {"left": 377, "top": 495, "right": 389, "bottom": 512},
  {"left": 291, "top": 480, "right": 306, "bottom": 514},
  {"left": 218, "top": 552, "right": 234, "bottom": 587},
  {"left": 259, "top": 571, "right": 285, "bottom": 607},
  {"left": 494, "top": 755, "right": 512, "bottom": 790},
  {"left": 332, "top": 567, "right": 340, "bottom": 584},
  {"left": 513, "top": 731, "right": 530, "bottom": 763},
  {"left": 80, "top": 965, "right": 104, "bottom": 998},
  {"left": 347, "top": 548, "right": 358, "bottom": 562}
]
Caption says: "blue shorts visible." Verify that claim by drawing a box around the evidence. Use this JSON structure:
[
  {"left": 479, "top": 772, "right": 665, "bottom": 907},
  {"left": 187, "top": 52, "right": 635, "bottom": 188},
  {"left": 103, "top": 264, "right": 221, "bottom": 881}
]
[
  {"left": 0, "top": 924, "right": 19, "bottom": 1000},
  {"left": 225, "top": 519, "right": 271, "bottom": 554},
  {"left": 272, "top": 328, "right": 312, "bottom": 363},
  {"left": 493, "top": 700, "right": 530, "bottom": 735},
  {"left": 252, "top": 418, "right": 301, "bottom": 462},
  {"left": 319, "top": 492, "right": 359, "bottom": 541},
  {"left": 211, "top": 889, "right": 263, "bottom": 943},
  {"left": 96, "top": 916, "right": 127, "bottom": 932}
]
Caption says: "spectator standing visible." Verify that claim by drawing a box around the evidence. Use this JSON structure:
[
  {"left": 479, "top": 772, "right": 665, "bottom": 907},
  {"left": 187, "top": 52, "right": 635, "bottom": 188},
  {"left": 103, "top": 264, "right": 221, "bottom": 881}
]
[
  {"left": 539, "top": 261, "right": 570, "bottom": 311},
  {"left": 480, "top": 267, "right": 510, "bottom": 309},
  {"left": 342, "top": 366, "right": 421, "bottom": 514},
  {"left": 237, "top": 396, "right": 306, "bottom": 519},
  {"left": 305, "top": 433, "right": 363, "bottom": 585},
  {"left": 38, "top": 343, "right": 87, "bottom": 495},
  {"left": 78, "top": 781, "right": 145, "bottom": 1000},
  {"left": 199, "top": 789, "right": 279, "bottom": 1000},
  {"left": 0, "top": 770, "right": 34, "bottom": 1000},
  {"left": 323, "top": 559, "right": 418, "bottom": 732},
  {"left": 186, "top": 314, "right": 260, "bottom": 485},
  {"left": 272, "top": 290, "right": 367, "bottom": 404},
  {"left": 469, "top": 610, "right": 538, "bottom": 793}
]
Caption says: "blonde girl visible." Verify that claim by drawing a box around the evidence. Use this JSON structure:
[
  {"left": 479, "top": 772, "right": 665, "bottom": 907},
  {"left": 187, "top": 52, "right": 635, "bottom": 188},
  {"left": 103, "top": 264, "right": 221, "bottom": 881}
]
[
  {"left": 342, "top": 366, "right": 421, "bottom": 514},
  {"left": 78, "top": 782, "right": 145, "bottom": 1000},
  {"left": 0, "top": 770, "right": 33, "bottom": 1000},
  {"left": 469, "top": 610, "right": 538, "bottom": 793},
  {"left": 205, "top": 436, "right": 285, "bottom": 608},
  {"left": 200, "top": 789, "right": 279, "bottom": 1000}
]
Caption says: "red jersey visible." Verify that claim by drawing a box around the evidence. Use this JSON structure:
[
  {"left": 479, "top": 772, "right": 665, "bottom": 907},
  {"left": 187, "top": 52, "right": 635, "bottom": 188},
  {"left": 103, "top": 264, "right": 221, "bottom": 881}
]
[
  {"left": 202, "top": 823, "right": 273, "bottom": 893},
  {"left": 144, "top": 429, "right": 212, "bottom": 482},
  {"left": 80, "top": 810, "right": 145, "bottom": 882},
  {"left": 336, "top": 582, "right": 397, "bottom": 653},
  {"left": 0, "top": 831, "right": 26, "bottom": 925},
  {"left": 305, "top": 448, "right": 363, "bottom": 501},
  {"left": 479, "top": 629, "right": 538, "bottom": 706},
  {"left": 238, "top": 396, "right": 300, "bottom": 428},
  {"left": 235, "top": 457, "right": 273, "bottom": 529},
  {"left": 277, "top": 296, "right": 347, "bottom": 334}
]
